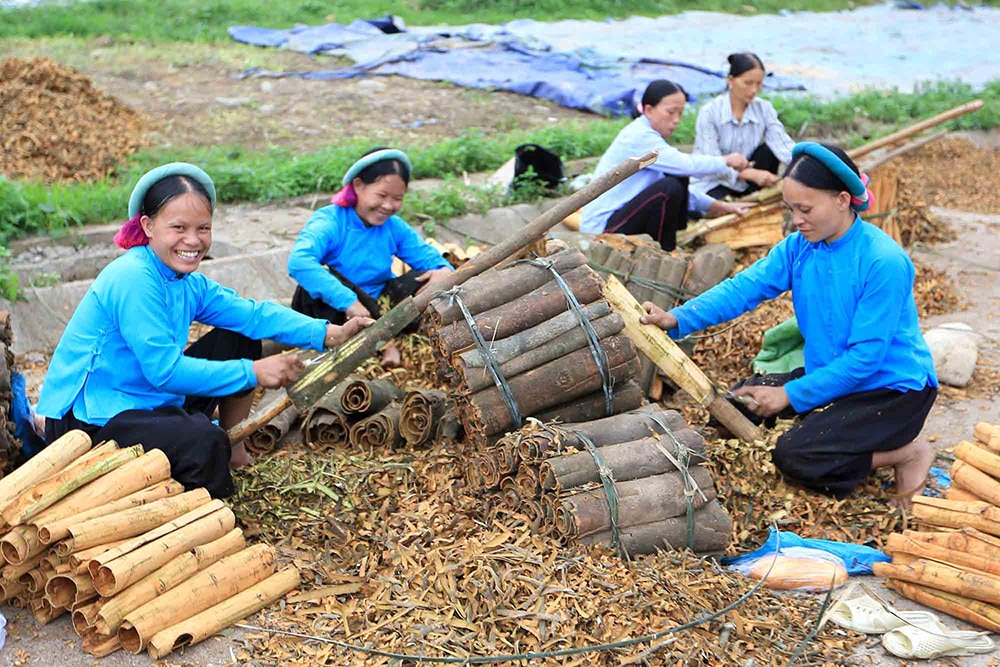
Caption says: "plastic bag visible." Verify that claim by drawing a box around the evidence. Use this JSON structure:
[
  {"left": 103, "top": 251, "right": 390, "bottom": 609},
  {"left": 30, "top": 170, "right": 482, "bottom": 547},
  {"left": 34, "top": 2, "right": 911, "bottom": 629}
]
[
  {"left": 724, "top": 527, "right": 891, "bottom": 576},
  {"left": 737, "top": 546, "right": 848, "bottom": 591},
  {"left": 0, "top": 609, "right": 6, "bottom": 650}
]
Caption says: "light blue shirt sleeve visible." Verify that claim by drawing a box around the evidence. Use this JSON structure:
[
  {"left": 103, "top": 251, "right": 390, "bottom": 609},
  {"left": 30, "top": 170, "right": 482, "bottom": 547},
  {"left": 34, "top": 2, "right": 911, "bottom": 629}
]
[
  {"left": 288, "top": 211, "right": 359, "bottom": 312},
  {"left": 784, "top": 252, "right": 913, "bottom": 411},
  {"left": 390, "top": 218, "right": 452, "bottom": 274}
]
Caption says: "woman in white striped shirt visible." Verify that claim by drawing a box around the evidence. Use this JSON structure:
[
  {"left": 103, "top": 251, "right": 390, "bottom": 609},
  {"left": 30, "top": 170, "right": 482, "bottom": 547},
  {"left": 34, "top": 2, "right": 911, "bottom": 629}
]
[{"left": 692, "top": 53, "right": 796, "bottom": 200}]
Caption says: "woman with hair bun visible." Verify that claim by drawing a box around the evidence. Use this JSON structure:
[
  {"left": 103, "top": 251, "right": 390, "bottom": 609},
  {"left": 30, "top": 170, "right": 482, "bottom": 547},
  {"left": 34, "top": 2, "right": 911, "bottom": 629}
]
[
  {"left": 642, "top": 143, "right": 938, "bottom": 506},
  {"left": 580, "top": 79, "right": 751, "bottom": 251},
  {"left": 693, "top": 52, "right": 796, "bottom": 199}
]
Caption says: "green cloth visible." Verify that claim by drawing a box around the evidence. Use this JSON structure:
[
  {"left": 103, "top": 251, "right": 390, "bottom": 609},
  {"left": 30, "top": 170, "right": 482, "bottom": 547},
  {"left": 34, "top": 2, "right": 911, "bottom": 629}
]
[{"left": 752, "top": 316, "right": 805, "bottom": 374}]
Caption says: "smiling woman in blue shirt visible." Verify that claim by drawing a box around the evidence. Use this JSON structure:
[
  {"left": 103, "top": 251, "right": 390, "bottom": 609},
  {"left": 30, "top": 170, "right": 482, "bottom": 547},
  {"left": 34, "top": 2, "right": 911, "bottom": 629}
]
[
  {"left": 642, "top": 143, "right": 938, "bottom": 507},
  {"left": 288, "top": 148, "right": 453, "bottom": 368},
  {"left": 37, "top": 163, "right": 373, "bottom": 498},
  {"left": 580, "top": 79, "right": 752, "bottom": 251}
]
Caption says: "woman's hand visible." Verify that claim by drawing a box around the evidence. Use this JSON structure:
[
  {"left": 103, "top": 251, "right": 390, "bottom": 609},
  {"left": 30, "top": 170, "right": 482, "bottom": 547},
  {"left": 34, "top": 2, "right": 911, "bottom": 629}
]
[
  {"left": 723, "top": 153, "right": 750, "bottom": 171},
  {"left": 731, "top": 385, "right": 790, "bottom": 417},
  {"left": 345, "top": 300, "right": 371, "bottom": 320},
  {"left": 640, "top": 301, "right": 678, "bottom": 330},
  {"left": 740, "top": 168, "right": 779, "bottom": 188},
  {"left": 415, "top": 268, "right": 453, "bottom": 293},
  {"left": 253, "top": 354, "right": 305, "bottom": 389},
  {"left": 325, "top": 317, "right": 374, "bottom": 348},
  {"left": 707, "top": 200, "right": 753, "bottom": 217}
]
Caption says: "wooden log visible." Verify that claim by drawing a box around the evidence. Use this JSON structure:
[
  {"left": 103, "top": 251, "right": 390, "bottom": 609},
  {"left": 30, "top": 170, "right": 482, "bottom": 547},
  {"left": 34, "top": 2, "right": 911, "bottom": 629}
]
[
  {"left": 2, "top": 444, "right": 143, "bottom": 527},
  {"left": 147, "top": 566, "right": 300, "bottom": 660},
  {"left": 94, "top": 528, "right": 245, "bottom": 636},
  {"left": 37, "top": 478, "right": 183, "bottom": 545},
  {"left": 912, "top": 496, "right": 1000, "bottom": 536},
  {"left": 0, "top": 430, "right": 91, "bottom": 527},
  {"left": 467, "top": 333, "right": 639, "bottom": 436},
  {"left": 1, "top": 525, "right": 43, "bottom": 565},
  {"left": 303, "top": 378, "right": 355, "bottom": 453},
  {"left": 559, "top": 467, "right": 717, "bottom": 538},
  {"left": 91, "top": 502, "right": 235, "bottom": 596},
  {"left": 955, "top": 440, "right": 1000, "bottom": 479},
  {"left": 340, "top": 378, "right": 403, "bottom": 416},
  {"left": 578, "top": 499, "right": 731, "bottom": 556},
  {"left": 428, "top": 248, "right": 589, "bottom": 326},
  {"left": 886, "top": 533, "right": 1000, "bottom": 576},
  {"left": 399, "top": 389, "right": 458, "bottom": 447},
  {"left": 57, "top": 489, "right": 212, "bottom": 556},
  {"left": 118, "top": 544, "right": 277, "bottom": 654},
  {"left": 950, "top": 459, "right": 1000, "bottom": 506},
  {"left": 463, "top": 313, "right": 626, "bottom": 393},
  {"left": 349, "top": 403, "right": 403, "bottom": 450},
  {"left": 886, "top": 580, "right": 1000, "bottom": 633},
  {"left": 436, "top": 265, "right": 604, "bottom": 354},
  {"left": 848, "top": 100, "right": 985, "bottom": 160},
  {"left": 873, "top": 557, "right": 1000, "bottom": 605},
  {"left": 974, "top": 422, "right": 1000, "bottom": 453},
  {"left": 246, "top": 405, "right": 298, "bottom": 457},
  {"left": 540, "top": 432, "right": 707, "bottom": 490},
  {"left": 529, "top": 380, "right": 644, "bottom": 426},
  {"left": 603, "top": 276, "right": 761, "bottom": 442}
]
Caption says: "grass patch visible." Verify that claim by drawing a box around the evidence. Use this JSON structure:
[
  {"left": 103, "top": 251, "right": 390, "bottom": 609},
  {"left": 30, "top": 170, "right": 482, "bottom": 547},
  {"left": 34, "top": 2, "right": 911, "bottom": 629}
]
[{"left": 0, "top": 0, "right": 885, "bottom": 43}]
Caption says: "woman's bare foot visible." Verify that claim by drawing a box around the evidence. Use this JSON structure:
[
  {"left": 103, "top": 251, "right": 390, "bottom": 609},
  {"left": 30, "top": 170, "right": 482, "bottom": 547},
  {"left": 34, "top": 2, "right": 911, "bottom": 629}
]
[
  {"left": 230, "top": 440, "right": 255, "bottom": 469},
  {"left": 873, "top": 440, "right": 936, "bottom": 510},
  {"left": 380, "top": 342, "right": 403, "bottom": 369}
]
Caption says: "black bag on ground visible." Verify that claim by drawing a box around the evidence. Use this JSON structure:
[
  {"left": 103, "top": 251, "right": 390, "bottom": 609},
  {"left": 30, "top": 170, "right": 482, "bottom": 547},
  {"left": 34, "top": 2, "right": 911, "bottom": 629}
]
[{"left": 513, "top": 143, "right": 564, "bottom": 189}]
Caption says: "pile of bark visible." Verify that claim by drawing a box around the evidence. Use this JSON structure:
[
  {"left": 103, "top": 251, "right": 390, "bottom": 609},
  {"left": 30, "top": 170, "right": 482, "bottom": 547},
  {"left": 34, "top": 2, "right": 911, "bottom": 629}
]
[
  {"left": 0, "top": 311, "right": 22, "bottom": 476},
  {"left": 0, "top": 431, "right": 299, "bottom": 659},
  {"left": 422, "top": 248, "right": 644, "bottom": 445},
  {"left": 465, "top": 406, "right": 732, "bottom": 557},
  {"left": 874, "top": 422, "right": 1000, "bottom": 631},
  {"left": 302, "top": 376, "right": 460, "bottom": 452}
]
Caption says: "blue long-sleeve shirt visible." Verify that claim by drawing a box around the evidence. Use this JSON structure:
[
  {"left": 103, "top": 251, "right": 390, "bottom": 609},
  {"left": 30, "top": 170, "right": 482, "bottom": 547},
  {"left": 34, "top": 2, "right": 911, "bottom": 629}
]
[
  {"left": 37, "top": 245, "right": 328, "bottom": 426},
  {"left": 667, "top": 218, "right": 937, "bottom": 412},
  {"left": 288, "top": 205, "right": 451, "bottom": 312},
  {"left": 580, "top": 114, "right": 730, "bottom": 233}
]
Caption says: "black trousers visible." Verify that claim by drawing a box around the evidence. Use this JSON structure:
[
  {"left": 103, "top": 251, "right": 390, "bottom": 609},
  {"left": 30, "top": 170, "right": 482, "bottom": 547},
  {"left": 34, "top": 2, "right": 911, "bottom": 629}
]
[
  {"left": 44, "top": 329, "right": 262, "bottom": 498},
  {"left": 292, "top": 267, "right": 425, "bottom": 333},
  {"left": 727, "top": 369, "right": 937, "bottom": 498},
  {"left": 706, "top": 143, "right": 781, "bottom": 200},
  {"left": 605, "top": 175, "right": 690, "bottom": 251}
]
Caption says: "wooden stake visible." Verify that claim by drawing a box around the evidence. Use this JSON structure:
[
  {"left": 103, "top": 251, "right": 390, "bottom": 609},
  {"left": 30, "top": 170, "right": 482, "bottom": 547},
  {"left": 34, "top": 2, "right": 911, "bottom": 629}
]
[{"left": 848, "top": 100, "right": 985, "bottom": 160}]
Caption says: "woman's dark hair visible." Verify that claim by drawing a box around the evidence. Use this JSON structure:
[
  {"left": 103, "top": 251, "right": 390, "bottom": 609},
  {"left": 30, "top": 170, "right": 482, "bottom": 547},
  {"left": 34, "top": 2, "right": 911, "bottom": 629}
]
[
  {"left": 727, "top": 52, "right": 765, "bottom": 78},
  {"left": 141, "top": 175, "right": 211, "bottom": 217},
  {"left": 641, "top": 80, "right": 687, "bottom": 109},
  {"left": 784, "top": 142, "right": 860, "bottom": 193},
  {"left": 356, "top": 146, "right": 411, "bottom": 185}
]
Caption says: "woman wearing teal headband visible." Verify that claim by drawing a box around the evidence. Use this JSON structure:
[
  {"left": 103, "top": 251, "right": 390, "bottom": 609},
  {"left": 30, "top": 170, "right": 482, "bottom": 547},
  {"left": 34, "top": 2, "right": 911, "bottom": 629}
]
[
  {"left": 288, "top": 147, "right": 453, "bottom": 368},
  {"left": 642, "top": 142, "right": 938, "bottom": 506},
  {"left": 36, "top": 163, "right": 373, "bottom": 497}
]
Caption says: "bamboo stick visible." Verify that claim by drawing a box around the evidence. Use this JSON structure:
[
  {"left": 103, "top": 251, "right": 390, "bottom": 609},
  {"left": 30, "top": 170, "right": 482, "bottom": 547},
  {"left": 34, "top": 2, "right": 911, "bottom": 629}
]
[
  {"left": 0, "top": 429, "right": 91, "bottom": 524},
  {"left": 848, "top": 100, "right": 985, "bottom": 160},
  {"left": 886, "top": 533, "right": 1000, "bottom": 576},
  {"left": 886, "top": 580, "right": 1000, "bottom": 633},
  {"left": 57, "top": 489, "right": 211, "bottom": 556},
  {"left": 2, "top": 444, "right": 143, "bottom": 527},
  {"left": 873, "top": 557, "right": 1000, "bottom": 605},
  {"left": 955, "top": 440, "right": 1000, "bottom": 479},
  {"left": 147, "top": 566, "right": 300, "bottom": 659},
  {"left": 94, "top": 528, "right": 244, "bottom": 636},
  {"left": 974, "top": 422, "right": 1000, "bottom": 453},
  {"left": 92, "top": 504, "right": 235, "bottom": 596},
  {"left": 950, "top": 459, "right": 1000, "bottom": 506},
  {"left": 119, "top": 544, "right": 276, "bottom": 653}
]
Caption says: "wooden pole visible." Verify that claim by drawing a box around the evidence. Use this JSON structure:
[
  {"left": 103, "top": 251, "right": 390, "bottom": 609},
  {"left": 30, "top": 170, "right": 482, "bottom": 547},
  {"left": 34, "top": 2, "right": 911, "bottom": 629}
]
[{"left": 847, "top": 100, "right": 984, "bottom": 160}]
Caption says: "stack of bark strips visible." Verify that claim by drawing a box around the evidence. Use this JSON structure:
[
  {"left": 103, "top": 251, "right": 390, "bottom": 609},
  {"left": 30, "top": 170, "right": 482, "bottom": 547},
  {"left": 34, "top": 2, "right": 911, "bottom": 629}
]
[
  {"left": 873, "top": 423, "right": 1000, "bottom": 632},
  {"left": 422, "top": 248, "right": 644, "bottom": 445},
  {"left": 465, "top": 406, "right": 732, "bottom": 557},
  {"left": 585, "top": 236, "right": 735, "bottom": 397},
  {"left": 0, "top": 311, "right": 22, "bottom": 476},
  {"left": 303, "top": 375, "right": 460, "bottom": 451},
  {"left": 0, "top": 429, "right": 300, "bottom": 659},
  {"left": 245, "top": 402, "right": 298, "bottom": 457}
]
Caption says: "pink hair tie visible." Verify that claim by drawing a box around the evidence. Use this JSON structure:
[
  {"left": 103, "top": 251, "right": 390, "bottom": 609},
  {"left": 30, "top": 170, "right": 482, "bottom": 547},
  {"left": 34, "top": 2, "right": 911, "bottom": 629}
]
[
  {"left": 113, "top": 214, "right": 149, "bottom": 249},
  {"left": 850, "top": 172, "right": 875, "bottom": 212},
  {"left": 331, "top": 183, "right": 358, "bottom": 208}
]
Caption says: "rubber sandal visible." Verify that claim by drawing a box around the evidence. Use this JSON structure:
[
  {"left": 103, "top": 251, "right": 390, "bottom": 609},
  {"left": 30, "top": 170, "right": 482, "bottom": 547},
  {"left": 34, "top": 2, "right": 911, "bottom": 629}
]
[
  {"left": 827, "top": 594, "right": 939, "bottom": 634},
  {"left": 882, "top": 618, "right": 995, "bottom": 659}
]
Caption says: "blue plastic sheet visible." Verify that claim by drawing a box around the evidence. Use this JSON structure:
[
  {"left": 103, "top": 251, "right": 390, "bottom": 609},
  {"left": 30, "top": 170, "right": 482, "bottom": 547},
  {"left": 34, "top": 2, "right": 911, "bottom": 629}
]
[
  {"left": 723, "top": 527, "right": 891, "bottom": 576},
  {"left": 11, "top": 372, "right": 45, "bottom": 459}
]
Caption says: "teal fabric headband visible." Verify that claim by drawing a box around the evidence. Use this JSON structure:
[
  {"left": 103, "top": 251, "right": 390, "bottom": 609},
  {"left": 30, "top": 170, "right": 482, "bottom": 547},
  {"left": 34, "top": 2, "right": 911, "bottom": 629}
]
[
  {"left": 791, "top": 142, "right": 868, "bottom": 203},
  {"left": 341, "top": 149, "right": 413, "bottom": 186},
  {"left": 128, "top": 162, "right": 217, "bottom": 219}
]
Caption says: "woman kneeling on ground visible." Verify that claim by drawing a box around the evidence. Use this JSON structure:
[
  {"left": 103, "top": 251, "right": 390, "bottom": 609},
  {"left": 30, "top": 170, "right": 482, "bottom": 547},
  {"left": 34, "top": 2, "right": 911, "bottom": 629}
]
[
  {"left": 579, "top": 79, "right": 752, "bottom": 251},
  {"left": 288, "top": 148, "right": 453, "bottom": 368},
  {"left": 692, "top": 52, "right": 796, "bottom": 200},
  {"left": 37, "top": 163, "right": 373, "bottom": 498},
  {"left": 641, "top": 143, "right": 938, "bottom": 506}
]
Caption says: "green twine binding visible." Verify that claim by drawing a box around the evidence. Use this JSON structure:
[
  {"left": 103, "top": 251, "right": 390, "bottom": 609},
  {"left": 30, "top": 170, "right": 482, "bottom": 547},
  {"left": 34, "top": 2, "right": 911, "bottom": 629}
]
[{"left": 566, "top": 427, "right": 622, "bottom": 555}]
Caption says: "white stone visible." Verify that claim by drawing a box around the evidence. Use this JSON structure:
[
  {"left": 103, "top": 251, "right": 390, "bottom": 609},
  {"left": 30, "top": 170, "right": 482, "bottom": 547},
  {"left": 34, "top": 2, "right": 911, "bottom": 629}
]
[
  {"left": 356, "top": 79, "right": 388, "bottom": 92},
  {"left": 924, "top": 322, "right": 979, "bottom": 388}
]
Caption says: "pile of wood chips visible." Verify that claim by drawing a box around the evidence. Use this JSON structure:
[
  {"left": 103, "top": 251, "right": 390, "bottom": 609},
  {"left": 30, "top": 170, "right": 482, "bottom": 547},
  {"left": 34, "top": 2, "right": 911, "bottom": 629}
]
[
  {"left": 0, "top": 57, "right": 143, "bottom": 182},
  {"left": 888, "top": 137, "right": 1000, "bottom": 216}
]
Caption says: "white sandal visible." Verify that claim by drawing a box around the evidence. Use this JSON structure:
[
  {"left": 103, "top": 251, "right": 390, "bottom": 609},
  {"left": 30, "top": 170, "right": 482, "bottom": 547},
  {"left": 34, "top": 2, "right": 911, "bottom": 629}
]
[
  {"left": 827, "top": 594, "right": 939, "bottom": 634},
  {"left": 882, "top": 619, "right": 995, "bottom": 659}
]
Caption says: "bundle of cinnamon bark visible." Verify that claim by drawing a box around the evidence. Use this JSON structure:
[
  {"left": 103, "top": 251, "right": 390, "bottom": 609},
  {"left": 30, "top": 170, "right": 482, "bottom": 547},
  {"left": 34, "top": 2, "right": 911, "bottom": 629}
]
[
  {"left": 302, "top": 375, "right": 460, "bottom": 452},
  {"left": 466, "top": 406, "right": 731, "bottom": 557},
  {"left": 873, "top": 422, "right": 1000, "bottom": 632},
  {"left": 0, "top": 429, "right": 299, "bottom": 659},
  {"left": 422, "top": 248, "right": 645, "bottom": 444}
]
